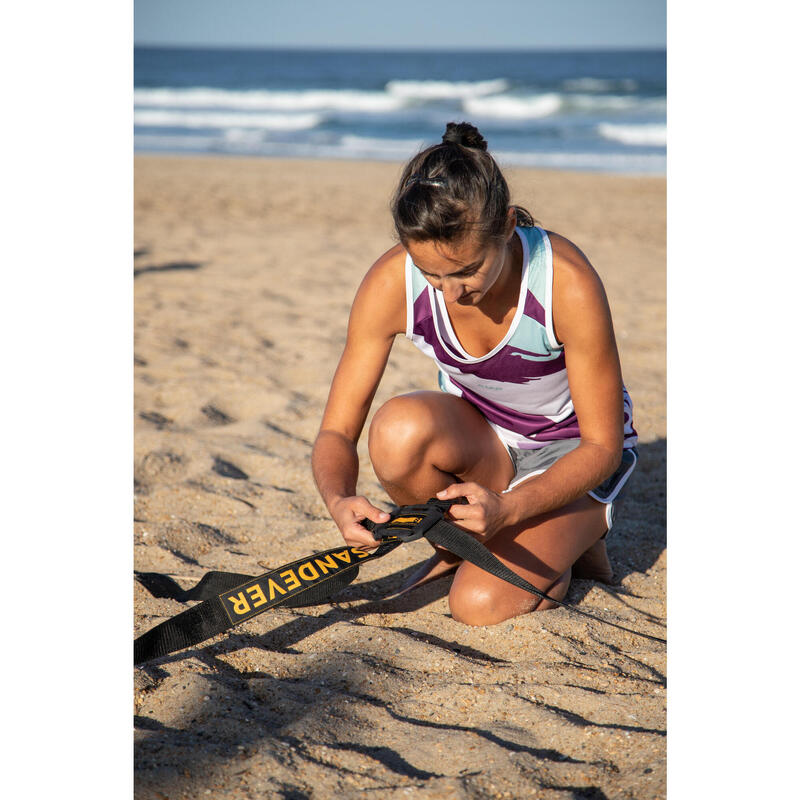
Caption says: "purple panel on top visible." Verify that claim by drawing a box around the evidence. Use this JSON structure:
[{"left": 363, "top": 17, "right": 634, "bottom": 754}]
[
  {"left": 523, "top": 290, "right": 547, "bottom": 327},
  {"left": 413, "top": 292, "right": 563, "bottom": 384}
]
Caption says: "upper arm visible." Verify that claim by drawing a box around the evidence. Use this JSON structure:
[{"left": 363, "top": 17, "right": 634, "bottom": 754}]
[
  {"left": 318, "top": 244, "right": 407, "bottom": 442},
  {"left": 548, "top": 232, "right": 624, "bottom": 454}
]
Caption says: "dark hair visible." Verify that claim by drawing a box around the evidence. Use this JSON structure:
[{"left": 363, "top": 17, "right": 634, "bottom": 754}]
[{"left": 391, "top": 122, "right": 534, "bottom": 248}]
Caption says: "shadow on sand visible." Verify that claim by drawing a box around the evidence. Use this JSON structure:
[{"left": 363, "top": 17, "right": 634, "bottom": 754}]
[
  {"left": 134, "top": 439, "right": 664, "bottom": 797},
  {"left": 134, "top": 260, "right": 204, "bottom": 278}
]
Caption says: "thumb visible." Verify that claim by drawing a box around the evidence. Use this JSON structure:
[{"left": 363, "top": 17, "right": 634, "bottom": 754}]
[{"left": 361, "top": 501, "right": 391, "bottom": 524}]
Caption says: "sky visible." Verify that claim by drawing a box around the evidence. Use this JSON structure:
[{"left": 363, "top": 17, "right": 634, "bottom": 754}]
[{"left": 134, "top": 0, "right": 665, "bottom": 50}]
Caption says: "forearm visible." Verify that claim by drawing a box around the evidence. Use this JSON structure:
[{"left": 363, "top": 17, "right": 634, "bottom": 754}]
[
  {"left": 502, "top": 441, "right": 622, "bottom": 527},
  {"left": 311, "top": 429, "right": 361, "bottom": 511}
]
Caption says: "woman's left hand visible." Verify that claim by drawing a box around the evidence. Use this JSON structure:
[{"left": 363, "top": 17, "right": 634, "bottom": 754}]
[{"left": 435, "top": 482, "right": 513, "bottom": 541}]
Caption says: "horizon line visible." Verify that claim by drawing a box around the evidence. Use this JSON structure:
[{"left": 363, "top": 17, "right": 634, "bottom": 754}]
[{"left": 133, "top": 43, "right": 666, "bottom": 54}]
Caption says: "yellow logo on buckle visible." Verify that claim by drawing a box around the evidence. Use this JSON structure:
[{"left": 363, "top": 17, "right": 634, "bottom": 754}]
[{"left": 391, "top": 515, "right": 423, "bottom": 526}]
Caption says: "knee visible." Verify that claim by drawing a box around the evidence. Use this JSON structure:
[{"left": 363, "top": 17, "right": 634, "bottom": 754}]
[
  {"left": 368, "top": 394, "right": 437, "bottom": 481},
  {"left": 448, "top": 570, "right": 564, "bottom": 626},
  {"left": 448, "top": 581, "right": 521, "bottom": 627}
]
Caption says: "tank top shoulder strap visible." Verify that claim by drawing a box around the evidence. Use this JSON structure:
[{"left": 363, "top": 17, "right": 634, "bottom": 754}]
[
  {"left": 516, "top": 225, "right": 561, "bottom": 351},
  {"left": 404, "top": 250, "right": 431, "bottom": 339}
]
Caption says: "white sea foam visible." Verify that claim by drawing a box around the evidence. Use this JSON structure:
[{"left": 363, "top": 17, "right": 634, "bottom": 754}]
[
  {"left": 568, "top": 94, "right": 640, "bottom": 111},
  {"left": 219, "top": 135, "right": 423, "bottom": 162},
  {"left": 337, "top": 134, "right": 425, "bottom": 159},
  {"left": 597, "top": 123, "right": 667, "bottom": 146},
  {"left": 385, "top": 78, "right": 509, "bottom": 100},
  {"left": 134, "top": 87, "right": 405, "bottom": 113},
  {"left": 569, "top": 93, "right": 666, "bottom": 113},
  {"left": 494, "top": 149, "right": 666, "bottom": 174},
  {"left": 463, "top": 93, "right": 562, "bottom": 119},
  {"left": 465, "top": 91, "right": 663, "bottom": 118},
  {"left": 134, "top": 133, "right": 219, "bottom": 150},
  {"left": 562, "top": 78, "right": 639, "bottom": 92},
  {"left": 134, "top": 109, "right": 324, "bottom": 131},
  {"left": 222, "top": 128, "right": 269, "bottom": 145},
  {"left": 133, "top": 132, "right": 666, "bottom": 174}
]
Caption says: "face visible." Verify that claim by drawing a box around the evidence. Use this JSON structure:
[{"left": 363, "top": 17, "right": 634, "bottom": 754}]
[{"left": 406, "top": 234, "right": 509, "bottom": 306}]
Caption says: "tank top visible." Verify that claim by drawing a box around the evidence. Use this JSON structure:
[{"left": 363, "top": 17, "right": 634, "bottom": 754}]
[{"left": 404, "top": 225, "right": 637, "bottom": 451}]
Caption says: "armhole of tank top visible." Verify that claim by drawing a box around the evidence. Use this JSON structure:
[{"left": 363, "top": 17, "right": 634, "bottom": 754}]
[
  {"left": 540, "top": 228, "right": 564, "bottom": 350},
  {"left": 404, "top": 251, "right": 415, "bottom": 340}
]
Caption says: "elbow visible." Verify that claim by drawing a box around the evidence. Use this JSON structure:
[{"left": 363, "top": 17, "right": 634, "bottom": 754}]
[
  {"left": 585, "top": 436, "right": 622, "bottom": 483},
  {"left": 602, "top": 438, "right": 624, "bottom": 480},
  {"left": 313, "top": 428, "right": 357, "bottom": 455}
]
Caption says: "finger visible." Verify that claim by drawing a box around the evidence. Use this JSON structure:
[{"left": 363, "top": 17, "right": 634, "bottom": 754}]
[
  {"left": 446, "top": 502, "right": 481, "bottom": 520},
  {"left": 437, "top": 482, "right": 486, "bottom": 502},
  {"left": 347, "top": 541, "right": 379, "bottom": 553},
  {"left": 362, "top": 505, "right": 391, "bottom": 525},
  {"left": 435, "top": 483, "right": 469, "bottom": 501},
  {"left": 443, "top": 515, "right": 484, "bottom": 536},
  {"left": 347, "top": 522, "right": 380, "bottom": 549},
  {"left": 350, "top": 497, "right": 390, "bottom": 524},
  {"left": 344, "top": 536, "right": 378, "bottom": 552}
]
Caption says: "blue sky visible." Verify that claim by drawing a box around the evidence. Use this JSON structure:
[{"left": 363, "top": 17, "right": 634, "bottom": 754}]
[{"left": 134, "top": 0, "right": 665, "bottom": 50}]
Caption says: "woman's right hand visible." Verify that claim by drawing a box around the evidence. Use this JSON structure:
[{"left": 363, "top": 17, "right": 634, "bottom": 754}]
[{"left": 329, "top": 495, "right": 391, "bottom": 551}]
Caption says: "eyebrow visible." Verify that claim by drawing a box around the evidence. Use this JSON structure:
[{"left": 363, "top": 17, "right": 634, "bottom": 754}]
[{"left": 416, "top": 259, "right": 483, "bottom": 277}]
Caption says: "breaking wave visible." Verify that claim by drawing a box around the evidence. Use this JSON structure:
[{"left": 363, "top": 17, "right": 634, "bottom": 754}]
[
  {"left": 385, "top": 78, "right": 510, "bottom": 99},
  {"left": 134, "top": 109, "right": 324, "bottom": 131},
  {"left": 597, "top": 123, "right": 667, "bottom": 146}
]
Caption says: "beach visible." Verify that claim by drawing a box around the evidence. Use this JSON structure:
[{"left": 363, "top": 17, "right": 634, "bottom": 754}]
[{"left": 134, "top": 154, "right": 666, "bottom": 799}]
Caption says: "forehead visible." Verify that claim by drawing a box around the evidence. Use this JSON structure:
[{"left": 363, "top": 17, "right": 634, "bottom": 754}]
[{"left": 406, "top": 237, "right": 489, "bottom": 276}]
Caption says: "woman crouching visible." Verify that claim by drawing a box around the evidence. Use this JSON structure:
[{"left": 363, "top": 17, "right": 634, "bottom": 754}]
[{"left": 311, "top": 122, "right": 637, "bottom": 626}]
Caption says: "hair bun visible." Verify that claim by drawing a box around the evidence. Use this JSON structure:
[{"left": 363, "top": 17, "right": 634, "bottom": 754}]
[{"left": 442, "top": 121, "right": 487, "bottom": 151}]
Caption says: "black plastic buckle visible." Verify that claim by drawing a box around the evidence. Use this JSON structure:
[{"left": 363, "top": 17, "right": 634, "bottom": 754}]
[{"left": 371, "top": 498, "right": 454, "bottom": 543}]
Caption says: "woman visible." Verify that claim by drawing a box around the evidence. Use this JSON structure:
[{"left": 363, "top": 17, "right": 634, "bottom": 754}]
[{"left": 311, "top": 122, "right": 637, "bottom": 626}]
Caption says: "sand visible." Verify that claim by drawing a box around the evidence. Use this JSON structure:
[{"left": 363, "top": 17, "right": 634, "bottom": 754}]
[{"left": 134, "top": 154, "right": 666, "bottom": 799}]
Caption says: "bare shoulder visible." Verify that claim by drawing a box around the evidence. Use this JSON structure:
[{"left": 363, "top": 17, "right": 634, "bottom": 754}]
[
  {"left": 362, "top": 242, "right": 406, "bottom": 291},
  {"left": 350, "top": 243, "right": 407, "bottom": 337},
  {"left": 545, "top": 230, "right": 612, "bottom": 342},
  {"left": 547, "top": 230, "right": 602, "bottom": 286}
]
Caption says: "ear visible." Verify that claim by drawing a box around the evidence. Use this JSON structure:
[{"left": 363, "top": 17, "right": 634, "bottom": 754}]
[{"left": 504, "top": 207, "right": 517, "bottom": 239}]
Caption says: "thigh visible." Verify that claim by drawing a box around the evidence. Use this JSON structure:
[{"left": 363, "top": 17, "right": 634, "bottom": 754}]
[
  {"left": 368, "top": 390, "right": 515, "bottom": 493},
  {"left": 449, "top": 494, "right": 608, "bottom": 626}
]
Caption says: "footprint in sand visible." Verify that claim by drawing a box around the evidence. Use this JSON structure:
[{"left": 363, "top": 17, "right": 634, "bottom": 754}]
[
  {"left": 137, "top": 450, "right": 185, "bottom": 482},
  {"left": 212, "top": 457, "right": 249, "bottom": 480},
  {"left": 139, "top": 411, "right": 172, "bottom": 429},
  {"left": 201, "top": 404, "right": 235, "bottom": 425}
]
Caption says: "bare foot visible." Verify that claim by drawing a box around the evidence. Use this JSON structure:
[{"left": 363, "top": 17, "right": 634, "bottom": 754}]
[
  {"left": 390, "top": 549, "right": 462, "bottom": 598},
  {"left": 573, "top": 537, "right": 614, "bottom": 584},
  {"left": 534, "top": 567, "right": 572, "bottom": 610}
]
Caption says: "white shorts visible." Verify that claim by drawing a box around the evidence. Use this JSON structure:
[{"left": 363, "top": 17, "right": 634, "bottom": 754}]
[{"left": 501, "top": 438, "right": 638, "bottom": 532}]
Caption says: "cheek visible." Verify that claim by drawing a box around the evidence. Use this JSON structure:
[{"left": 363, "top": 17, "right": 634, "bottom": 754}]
[
  {"left": 470, "top": 271, "right": 493, "bottom": 291},
  {"left": 482, "top": 256, "right": 505, "bottom": 286}
]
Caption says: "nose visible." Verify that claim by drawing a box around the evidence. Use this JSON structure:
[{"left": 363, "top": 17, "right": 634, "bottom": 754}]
[{"left": 442, "top": 276, "right": 464, "bottom": 302}]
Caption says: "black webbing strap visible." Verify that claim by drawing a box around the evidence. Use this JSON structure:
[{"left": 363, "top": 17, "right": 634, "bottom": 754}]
[
  {"left": 135, "top": 568, "right": 358, "bottom": 608},
  {"left": 134, "top": 540, "right": 400, "bottom": 664},
  {"left": 135, "top": 570, "right": 258, "bottom": 602},
  {"left": 135, "top": 498, "right": 664, "bottom": 664}
]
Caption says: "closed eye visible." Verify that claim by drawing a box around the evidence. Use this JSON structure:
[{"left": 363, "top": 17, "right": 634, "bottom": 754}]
[{"left": 419, "top": 265, "right": 481, "bottom": 278}]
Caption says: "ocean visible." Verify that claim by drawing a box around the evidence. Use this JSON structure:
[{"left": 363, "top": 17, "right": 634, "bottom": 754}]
[{"left": 134, "top": 47, "right": 666, "bottom": 175}]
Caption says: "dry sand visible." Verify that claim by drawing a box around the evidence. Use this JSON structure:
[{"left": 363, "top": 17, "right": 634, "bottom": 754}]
[{"left": 134, "top": 154, "right": 665, "bottom": 799}]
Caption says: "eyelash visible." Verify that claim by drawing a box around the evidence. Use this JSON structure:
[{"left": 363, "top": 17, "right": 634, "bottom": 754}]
[{"left": 424, "top": 269, "right": 478, "bottom": 279}]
